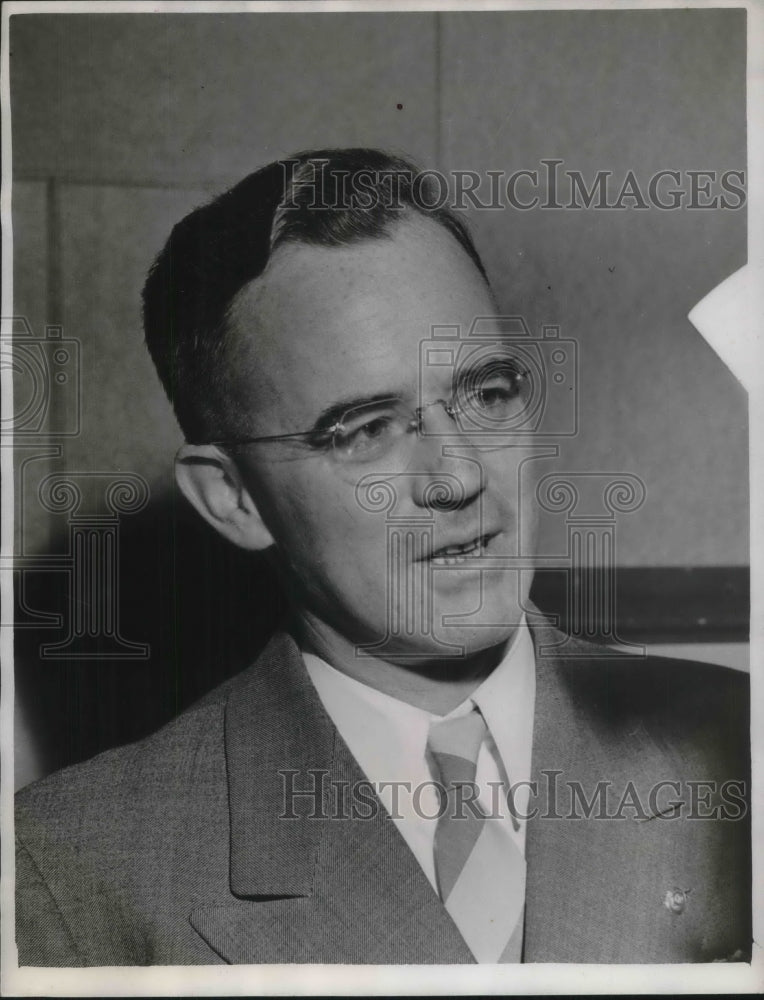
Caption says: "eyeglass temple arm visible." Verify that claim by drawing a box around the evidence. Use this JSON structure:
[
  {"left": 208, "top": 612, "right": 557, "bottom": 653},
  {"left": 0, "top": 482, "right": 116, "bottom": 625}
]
[{"left": 192, "top": 428, "right": 329, "bottom": 448}]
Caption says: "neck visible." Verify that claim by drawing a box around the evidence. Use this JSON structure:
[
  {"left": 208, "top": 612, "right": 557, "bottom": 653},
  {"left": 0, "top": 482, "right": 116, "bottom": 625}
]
[{"left": 291, "top": 611, "right": 514, "bottom": 715}]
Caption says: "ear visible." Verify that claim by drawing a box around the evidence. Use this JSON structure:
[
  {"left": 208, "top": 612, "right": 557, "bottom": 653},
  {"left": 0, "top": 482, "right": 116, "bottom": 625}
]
[{"left": 174, "top": 443, "right": 275, "bottom": 551}]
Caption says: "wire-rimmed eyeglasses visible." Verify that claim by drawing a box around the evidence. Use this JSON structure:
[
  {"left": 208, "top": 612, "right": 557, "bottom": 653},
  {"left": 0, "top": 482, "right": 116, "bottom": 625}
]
[{"left": 200, "top": 366, "right": 530, "bottom": 465}]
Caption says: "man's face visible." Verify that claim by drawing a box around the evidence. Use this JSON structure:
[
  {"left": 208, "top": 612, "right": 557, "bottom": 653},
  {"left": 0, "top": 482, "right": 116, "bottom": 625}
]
[{"left": 225, "top": 215, "right": 540, "bottom": 664}]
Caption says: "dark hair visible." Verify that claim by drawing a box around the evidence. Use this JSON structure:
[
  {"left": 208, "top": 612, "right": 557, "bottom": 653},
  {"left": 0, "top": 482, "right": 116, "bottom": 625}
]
[{"left": 142, "top": 148, "right": 489, "bottom": 443}]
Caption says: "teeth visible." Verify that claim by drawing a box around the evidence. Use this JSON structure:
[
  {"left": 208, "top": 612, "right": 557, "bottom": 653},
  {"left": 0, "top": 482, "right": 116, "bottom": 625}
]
[
  {"left": 432, "top": 554, "right": 466, "bottom": 566},
  {"left": 431, "top": 535, "right": 488, "bottom": 566}
]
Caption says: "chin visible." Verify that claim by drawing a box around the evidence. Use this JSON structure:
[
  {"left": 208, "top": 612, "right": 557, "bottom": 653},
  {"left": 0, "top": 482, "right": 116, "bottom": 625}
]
[
  {"left": 431, "top": 576, "right": 528, "bottom": 632},
  {"left": 355, "top": 620, "right": 520, "bottom": 666},
  {"left": 433, "top": 621, "right": 521, "bottom": 659},
  {"left": 348, "top": 570, "right": 530, "bottom": 662}
]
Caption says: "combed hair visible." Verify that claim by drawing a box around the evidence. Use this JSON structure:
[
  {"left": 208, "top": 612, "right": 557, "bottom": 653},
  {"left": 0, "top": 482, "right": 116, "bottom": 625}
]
[{"left": 142, "top": 148, "right": 489, "bottom": 443}]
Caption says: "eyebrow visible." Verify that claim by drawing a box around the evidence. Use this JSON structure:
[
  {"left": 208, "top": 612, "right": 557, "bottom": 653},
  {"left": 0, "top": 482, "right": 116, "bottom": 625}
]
[{"left": 456, "top": 350, "right": 525, "bottom": 380}]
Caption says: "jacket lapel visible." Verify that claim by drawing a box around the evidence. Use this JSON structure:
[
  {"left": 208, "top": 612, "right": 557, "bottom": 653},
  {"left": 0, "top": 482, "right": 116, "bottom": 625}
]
[
  {"left": 522, "top": 617, "right": 623, "bottom": 961},
  {"left": 189, "top": 631, "right": 474, "bottom": 964}
]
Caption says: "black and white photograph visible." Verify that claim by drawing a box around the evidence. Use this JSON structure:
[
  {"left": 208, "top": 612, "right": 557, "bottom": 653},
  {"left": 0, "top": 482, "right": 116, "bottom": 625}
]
[{"left": 2, "top": 0, "right": 761, "bottom": 994}]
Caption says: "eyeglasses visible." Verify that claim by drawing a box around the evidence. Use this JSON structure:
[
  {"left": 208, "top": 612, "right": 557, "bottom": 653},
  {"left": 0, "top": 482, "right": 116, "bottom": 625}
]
[{"left": 202, "top": 366, "right": 531, "bottom": 465}]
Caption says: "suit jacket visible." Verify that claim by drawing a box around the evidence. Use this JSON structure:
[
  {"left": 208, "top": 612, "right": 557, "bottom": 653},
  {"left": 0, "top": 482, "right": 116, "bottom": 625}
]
[{"left": 15, "top": 616, "right": 751, "bottom": 965}]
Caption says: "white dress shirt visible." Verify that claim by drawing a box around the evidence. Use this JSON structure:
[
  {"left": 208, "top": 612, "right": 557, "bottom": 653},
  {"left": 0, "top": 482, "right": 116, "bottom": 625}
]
[{"left": 302, "top": 619, "right": 536, "bottom": 893}]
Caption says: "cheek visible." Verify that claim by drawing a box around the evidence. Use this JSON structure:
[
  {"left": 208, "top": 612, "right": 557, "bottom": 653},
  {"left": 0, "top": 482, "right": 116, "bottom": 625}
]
[
  {"left": 282, "top": 501, "right": 394, "bottom": 620},
  {"left": 485, "top": 448, "right": 537, "bottom": 499},
  {"left": 253, "top": 465, "right": 386, "bottom": 571}
]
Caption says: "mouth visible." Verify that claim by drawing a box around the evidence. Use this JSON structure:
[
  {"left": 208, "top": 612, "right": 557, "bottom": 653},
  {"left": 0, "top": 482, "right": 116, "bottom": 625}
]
[{"left": 427, "top": 532, "right": 497, "bottom": 567}]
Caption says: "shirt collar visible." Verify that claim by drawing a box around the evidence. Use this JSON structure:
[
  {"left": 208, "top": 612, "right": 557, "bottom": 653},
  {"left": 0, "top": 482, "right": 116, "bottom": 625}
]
[{"left": 302, "top": 616, "right": 535, "bottom": 788}]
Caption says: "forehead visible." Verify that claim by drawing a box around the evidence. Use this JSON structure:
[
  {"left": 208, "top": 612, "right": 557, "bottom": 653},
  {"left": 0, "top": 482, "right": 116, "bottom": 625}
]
[{"left": 225, "top": 215, "right": 496, "bottom": 427}]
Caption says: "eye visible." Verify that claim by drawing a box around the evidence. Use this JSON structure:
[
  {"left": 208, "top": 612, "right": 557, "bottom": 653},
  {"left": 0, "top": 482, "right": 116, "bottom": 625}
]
[
  {"left": 358, "top": 415, "right": 393, "bottom": 440},
  {"left": 334, "top": 414, "right": 397, "bottom": 453},
  {"left": 477, "top": 385, "right": 512, "bottom": 409},
  {"left": 474, "top": 371, "right": 528, "bottom": 409}
]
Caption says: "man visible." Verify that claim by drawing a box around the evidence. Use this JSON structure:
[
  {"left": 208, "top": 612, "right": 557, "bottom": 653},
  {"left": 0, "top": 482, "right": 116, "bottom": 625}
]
[{"left": 15, "top": 149, "right": 750, "bottom": 965}]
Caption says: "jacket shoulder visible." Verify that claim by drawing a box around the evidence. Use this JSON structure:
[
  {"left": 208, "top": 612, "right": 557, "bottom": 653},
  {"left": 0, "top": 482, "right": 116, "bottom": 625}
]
[
  {"left": 14, "top": 673, "right": 245, "bottom": 966},
  {"left": 548, "top": 640, "right": 749, "bottom": 780},
  {"left": 17, "top": 696, "right": 224, "bottom": 818}
]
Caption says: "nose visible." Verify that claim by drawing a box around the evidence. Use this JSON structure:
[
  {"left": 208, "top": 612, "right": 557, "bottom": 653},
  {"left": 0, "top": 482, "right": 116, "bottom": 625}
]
[{"left": 409, "top": 403, "right": 485, "bottom": 511}]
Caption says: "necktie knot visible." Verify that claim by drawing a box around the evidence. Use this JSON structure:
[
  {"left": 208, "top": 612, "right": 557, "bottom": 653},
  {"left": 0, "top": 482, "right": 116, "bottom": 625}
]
[{"left": 427, "top": 707, "right": 487, "bottom": 789}]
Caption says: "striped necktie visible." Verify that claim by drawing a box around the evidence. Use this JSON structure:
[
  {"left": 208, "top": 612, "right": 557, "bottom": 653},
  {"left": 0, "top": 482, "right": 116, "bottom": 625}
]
[{"left": 427, "top": 707, "right": 526, "bottom": 962}]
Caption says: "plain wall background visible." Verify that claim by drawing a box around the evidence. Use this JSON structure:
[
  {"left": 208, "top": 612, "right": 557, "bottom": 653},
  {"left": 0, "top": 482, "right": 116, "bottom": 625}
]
[{"left": 9, "top": 10, "right": 749, "bottom": 786}]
